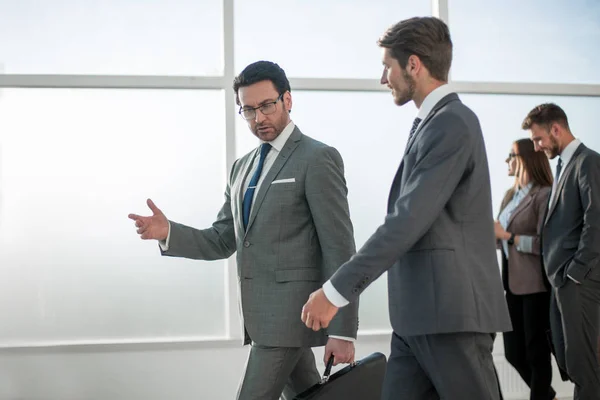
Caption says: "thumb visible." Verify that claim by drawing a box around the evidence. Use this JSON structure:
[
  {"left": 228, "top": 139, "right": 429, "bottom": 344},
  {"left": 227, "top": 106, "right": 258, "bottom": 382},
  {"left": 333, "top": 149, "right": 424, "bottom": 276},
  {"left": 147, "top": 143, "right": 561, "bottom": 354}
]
[{"left": 147, "top": 198, "right": 162, "bottom": 215}]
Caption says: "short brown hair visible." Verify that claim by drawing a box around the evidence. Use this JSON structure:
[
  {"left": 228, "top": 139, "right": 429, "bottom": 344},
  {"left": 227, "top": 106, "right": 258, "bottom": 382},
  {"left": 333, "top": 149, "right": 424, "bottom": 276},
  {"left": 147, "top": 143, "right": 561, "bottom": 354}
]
[
  {"left": 521, "top": 103, "right": 570, "bottom": 131},
  {"left": 378, "top": 17, "right": 452, "bottom": 82}
]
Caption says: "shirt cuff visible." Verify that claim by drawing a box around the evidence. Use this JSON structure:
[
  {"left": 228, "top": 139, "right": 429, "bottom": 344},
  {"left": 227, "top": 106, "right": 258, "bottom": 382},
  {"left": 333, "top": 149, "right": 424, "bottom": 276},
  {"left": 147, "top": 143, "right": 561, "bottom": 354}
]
[
  {"left": 323, "top": 280, "right": 349, "bottom": 308},
  {"left": 567, "top": 274, "right": 581, "bottom": 284},
  {"left": 159, "top": 221, "right": 171, "bottom": 251},
  {"left": 329, "top": 335, "right": 355, "bottom": 342},
  {"left": 516, "top": 235, "right": 534, "bottom": 253}
]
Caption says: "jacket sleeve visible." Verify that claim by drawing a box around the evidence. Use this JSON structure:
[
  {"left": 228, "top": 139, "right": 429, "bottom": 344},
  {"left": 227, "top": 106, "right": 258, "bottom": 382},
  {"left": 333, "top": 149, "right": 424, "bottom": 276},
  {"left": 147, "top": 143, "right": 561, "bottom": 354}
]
[{"left": 305, "top": 146, "right": 359, "bottom": 339}]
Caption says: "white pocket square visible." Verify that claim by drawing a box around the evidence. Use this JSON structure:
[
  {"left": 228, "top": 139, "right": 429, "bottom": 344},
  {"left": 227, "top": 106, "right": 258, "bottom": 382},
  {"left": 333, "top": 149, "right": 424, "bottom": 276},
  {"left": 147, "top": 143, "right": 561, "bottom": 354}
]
[{"left": 271, "top": 178, "right": 296, "bottom": 184}]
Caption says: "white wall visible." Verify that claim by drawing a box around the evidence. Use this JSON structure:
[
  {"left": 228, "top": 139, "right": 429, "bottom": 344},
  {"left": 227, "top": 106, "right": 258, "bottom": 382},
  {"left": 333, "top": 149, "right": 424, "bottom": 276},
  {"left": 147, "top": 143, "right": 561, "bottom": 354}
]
[{"left": 0, "top": 333, "right": 574, "bottom": 400}]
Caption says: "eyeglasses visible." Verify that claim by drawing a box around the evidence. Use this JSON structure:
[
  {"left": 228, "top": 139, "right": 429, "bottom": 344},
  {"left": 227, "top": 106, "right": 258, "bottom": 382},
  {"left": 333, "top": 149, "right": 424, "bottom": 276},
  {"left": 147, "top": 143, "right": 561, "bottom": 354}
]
[
  {"left": 239, "top": 94, "right": 284, "bottom": 120},
  {"left": 507, "top": 152, "right": 519, "bottom": 159}
]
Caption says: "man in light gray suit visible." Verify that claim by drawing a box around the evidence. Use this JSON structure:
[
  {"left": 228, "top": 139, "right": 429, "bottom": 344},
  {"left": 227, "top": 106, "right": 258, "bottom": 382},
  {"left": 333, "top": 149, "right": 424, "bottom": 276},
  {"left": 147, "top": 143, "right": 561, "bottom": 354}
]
[
  {"left": 128, "top": 61, "right": 359, "bottom": 400},
  {"left": 301, "top": 17, "right": 512, "bottom": 399},
  {"left": 523, "top": 103, "right": 600, "bottom": 400}
]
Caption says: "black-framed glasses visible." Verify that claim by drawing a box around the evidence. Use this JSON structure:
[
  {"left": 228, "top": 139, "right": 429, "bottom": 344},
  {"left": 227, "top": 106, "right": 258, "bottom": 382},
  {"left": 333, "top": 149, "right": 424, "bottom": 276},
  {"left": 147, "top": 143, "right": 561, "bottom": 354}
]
[
  {"left": 507, "top": 152, "right": 519, "bottom": 159},
  {"left": 239, "top": 94, "right": 284, "bottom": 120}
]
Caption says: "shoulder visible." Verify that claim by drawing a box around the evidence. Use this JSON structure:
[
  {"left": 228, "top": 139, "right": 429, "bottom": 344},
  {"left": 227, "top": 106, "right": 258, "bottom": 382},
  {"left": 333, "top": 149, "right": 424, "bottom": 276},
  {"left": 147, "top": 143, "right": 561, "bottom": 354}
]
[
  {"left": 579, "top": 146, "right": 600, "bottom": 167},
  {"left": 426, "top": 99, "right": 480, "bottom": 145},
  {"left": 532, "top": 185, "right": 551, "bottom": 203},
  {"left": 535, "top": 185, "right": 552, "bottom": 196},
  {"left": 298, "top": 133, "right": 343, "bottom": 164}
]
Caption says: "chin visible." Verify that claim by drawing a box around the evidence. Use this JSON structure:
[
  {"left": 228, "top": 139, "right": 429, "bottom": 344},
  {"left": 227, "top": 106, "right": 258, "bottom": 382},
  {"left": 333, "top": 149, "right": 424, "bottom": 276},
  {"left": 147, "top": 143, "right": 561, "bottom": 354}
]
[{"left": 394, "top": 96, "right": 411, "bottom": 106}]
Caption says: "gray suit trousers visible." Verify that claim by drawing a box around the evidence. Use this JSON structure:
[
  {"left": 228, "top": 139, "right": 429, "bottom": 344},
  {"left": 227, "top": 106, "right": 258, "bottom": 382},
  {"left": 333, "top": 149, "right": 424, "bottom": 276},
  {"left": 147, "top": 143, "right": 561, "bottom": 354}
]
[
  {"left": 550, "top": 267, "right": 600, "bottom": 400},
  {"left": 237, "top": 343, "right": 320, "bottom": 400},
  {"left": 382, "top": 332, "right": 501, "bottom": 400}
]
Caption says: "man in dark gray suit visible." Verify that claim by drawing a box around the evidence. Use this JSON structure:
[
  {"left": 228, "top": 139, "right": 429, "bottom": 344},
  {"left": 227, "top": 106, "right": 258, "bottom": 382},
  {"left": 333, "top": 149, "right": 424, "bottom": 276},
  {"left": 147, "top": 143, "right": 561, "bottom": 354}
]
[
  {"left": 301, "top": 17, "right": 512, "bottom": 399},
  {"left": 128, "top": 61, "right": 359, "bottom": 400},
  {"left": 523, "top": 103, "right": 600, "bottom": 400}
]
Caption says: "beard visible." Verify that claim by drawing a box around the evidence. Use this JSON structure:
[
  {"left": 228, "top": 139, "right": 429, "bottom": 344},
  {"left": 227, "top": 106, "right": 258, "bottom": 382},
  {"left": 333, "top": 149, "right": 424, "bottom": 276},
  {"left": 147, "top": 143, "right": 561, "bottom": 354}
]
[
  {"left": 545, "top": 135, "right": 561, "bottom": 159},
  {"left": 252, "top": 112, "right": 289, "bottom": 142},
  {"left": 393, "top": 69, "right": 416, "bottom": 106}
]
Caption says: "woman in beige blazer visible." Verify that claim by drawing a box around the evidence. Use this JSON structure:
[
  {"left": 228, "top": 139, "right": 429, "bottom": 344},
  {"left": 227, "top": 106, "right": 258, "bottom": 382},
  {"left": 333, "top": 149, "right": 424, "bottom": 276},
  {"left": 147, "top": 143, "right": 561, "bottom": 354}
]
[{"left": 495, "top": 138, "right": 555, "bottom": 400}]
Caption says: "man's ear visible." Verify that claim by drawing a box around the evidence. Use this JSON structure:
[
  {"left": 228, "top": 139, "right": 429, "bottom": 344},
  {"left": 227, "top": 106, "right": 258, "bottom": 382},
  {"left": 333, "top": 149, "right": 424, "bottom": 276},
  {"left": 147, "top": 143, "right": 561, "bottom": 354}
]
[
  {"left": 284, "top": 91, "right": 292, "bottom": 113},
  {"left": 550, "top": 122, "right": 561, "bottom": 138}
]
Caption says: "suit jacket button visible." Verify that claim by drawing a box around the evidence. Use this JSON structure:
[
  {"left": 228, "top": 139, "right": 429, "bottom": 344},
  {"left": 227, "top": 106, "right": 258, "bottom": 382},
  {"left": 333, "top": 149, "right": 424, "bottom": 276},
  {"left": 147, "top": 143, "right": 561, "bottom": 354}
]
[{"left": 243, "top": 241, "right": 250, "bottom": 248}]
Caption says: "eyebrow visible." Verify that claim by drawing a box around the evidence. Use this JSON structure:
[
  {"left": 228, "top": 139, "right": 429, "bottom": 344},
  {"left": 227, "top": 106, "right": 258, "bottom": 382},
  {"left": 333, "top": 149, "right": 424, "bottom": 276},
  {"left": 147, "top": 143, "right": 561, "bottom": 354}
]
[{"left": 241, "top": 97, "right": 278, "bottom": 109}]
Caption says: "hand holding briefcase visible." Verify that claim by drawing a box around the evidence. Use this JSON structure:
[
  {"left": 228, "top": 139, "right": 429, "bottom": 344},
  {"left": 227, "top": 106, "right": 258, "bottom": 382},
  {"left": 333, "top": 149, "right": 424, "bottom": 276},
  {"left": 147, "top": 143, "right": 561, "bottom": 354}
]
[{"left": 293, "top": 352, "right": 387, "bottom": 400}]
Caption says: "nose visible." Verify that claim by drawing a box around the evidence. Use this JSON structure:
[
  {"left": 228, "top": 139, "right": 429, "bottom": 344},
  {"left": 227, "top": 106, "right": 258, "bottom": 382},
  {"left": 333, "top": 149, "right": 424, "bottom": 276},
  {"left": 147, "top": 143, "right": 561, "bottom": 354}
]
[
  {"left": 254, "top": 110, "right": 266, "bottom": 124},
  {"left": 533, "top": 142, "right": 541, "bottom": 152},
  {"left": 380, "top": 68, "right": 388, "bottom": 85}
]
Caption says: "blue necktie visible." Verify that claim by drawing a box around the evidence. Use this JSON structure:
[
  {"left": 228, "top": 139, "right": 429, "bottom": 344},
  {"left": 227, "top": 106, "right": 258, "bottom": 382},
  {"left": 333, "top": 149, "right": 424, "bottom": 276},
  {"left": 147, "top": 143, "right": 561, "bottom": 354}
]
[
  {"left": 555, "top": 157, "right": 563, "bottom": 183},
  {"left": 242, "top": 143, "right": 271, "bottom": 230}
]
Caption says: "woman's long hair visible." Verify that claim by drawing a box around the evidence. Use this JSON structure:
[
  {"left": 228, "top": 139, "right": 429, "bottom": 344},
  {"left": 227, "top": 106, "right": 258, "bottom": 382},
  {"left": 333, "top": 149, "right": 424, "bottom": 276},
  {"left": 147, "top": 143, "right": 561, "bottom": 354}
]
[{"left": 501, "top": 138, "right": 553, "bottom": 207}]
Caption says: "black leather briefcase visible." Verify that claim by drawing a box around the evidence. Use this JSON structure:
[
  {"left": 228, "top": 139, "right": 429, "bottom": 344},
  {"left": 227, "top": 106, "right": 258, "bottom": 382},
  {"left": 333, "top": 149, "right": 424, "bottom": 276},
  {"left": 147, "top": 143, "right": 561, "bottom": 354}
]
[{"left": 293, "top": 352, "right": 387, "bottom": 400}]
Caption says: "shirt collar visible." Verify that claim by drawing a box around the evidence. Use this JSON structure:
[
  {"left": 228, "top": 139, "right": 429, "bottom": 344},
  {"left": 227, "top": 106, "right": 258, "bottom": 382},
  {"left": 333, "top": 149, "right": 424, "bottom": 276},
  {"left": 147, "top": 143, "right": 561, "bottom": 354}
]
[
  {"left": 559, "top": 138, "right": 581, "bottom": 166},
  {"left": 416, "top": 84, "right": 454, "bottom": 121},
  {"left": 262, "top": 121, "right": 295, "bottom": 152},
  {"left": 517, "top": 182, "right": 533, "bottom": 195}
]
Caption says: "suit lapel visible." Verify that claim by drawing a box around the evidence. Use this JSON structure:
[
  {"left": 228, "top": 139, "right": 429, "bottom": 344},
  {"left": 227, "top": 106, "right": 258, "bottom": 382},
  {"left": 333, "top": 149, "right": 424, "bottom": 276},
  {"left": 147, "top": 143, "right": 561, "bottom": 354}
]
[
  {"left": 388, "top": 93, "right": 460, "bottom": 208},
  {"left": 507, "top": 186, "right": 537, "bottom": 228},
  {"left": 244, "top": 127, "right": 302, "bottom": 235},
  {"left": 545, "top": 145, "right": 586, "bottom": 224},
  {"left": 235, "top": 150, "right": 259, "bottom": 234}
]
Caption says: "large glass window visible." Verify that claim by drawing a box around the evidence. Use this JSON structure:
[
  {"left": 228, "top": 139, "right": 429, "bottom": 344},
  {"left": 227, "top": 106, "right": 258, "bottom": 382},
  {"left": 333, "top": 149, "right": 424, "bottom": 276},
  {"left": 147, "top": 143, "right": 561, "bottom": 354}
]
[
  {"left": 235, "top": 0, "right": 430, "bottom": 78},
  {"left": 0, "top": 89, "right": 227, "bottom": 342},
  {"left": 0, "top": 1, "right": 223, "bottom": 75},
  {"left": 450, "top": 0, "right": 600, "bottom": 84}
]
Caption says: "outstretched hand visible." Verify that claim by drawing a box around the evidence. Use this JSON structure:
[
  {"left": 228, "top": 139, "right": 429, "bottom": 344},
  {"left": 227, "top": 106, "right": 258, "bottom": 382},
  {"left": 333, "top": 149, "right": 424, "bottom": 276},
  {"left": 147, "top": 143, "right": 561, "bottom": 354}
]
[{"left": 128, "top": 199, "right": 169, "bottom": 240}]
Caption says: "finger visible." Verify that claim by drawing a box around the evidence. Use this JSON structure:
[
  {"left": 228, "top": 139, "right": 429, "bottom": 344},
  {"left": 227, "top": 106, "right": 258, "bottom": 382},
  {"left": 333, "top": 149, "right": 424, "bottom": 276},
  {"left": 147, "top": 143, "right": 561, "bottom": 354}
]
[
  {"left": 301, "top": 306, "right": 308, "bottom": 323},
  {"left": 147, "top": 198, "right": 161, "bottom": 216},
  {"left": 135, "top": 220, "right": 143, "bottom": 228},
  {"left": 137, "top": 226, "right": 147, "bottom": 235},
  {"left": 303, "top": 315, "right": 313, "bottom": 329},
  {"left": 128, "top": 213, "right": 142, "bottom": 221},
  {"left": 321, "top": 318, "right": 330, "bottom": 329},
  {"left": 311, "top": 319, "right": 321, "bottom": 332}
]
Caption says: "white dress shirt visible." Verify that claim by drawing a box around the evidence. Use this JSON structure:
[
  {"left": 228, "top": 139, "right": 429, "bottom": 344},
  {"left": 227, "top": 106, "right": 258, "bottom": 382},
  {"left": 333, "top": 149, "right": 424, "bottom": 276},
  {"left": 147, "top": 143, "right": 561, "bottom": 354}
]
[{"left": 323, "top": 84, "right": 456, "bottom": 308}]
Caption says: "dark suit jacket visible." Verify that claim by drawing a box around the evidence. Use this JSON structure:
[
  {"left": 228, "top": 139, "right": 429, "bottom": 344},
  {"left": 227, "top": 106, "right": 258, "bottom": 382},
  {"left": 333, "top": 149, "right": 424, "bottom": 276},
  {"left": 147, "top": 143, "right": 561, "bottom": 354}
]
[
  {"left": 498, "top": 185, "right": 551, "bottom": 295},
  {"left": 330, "top": 93, "right": 512, "bottom": 336},
  {"left": 542, "top": 143, "right": 600, "bottom": 287}
]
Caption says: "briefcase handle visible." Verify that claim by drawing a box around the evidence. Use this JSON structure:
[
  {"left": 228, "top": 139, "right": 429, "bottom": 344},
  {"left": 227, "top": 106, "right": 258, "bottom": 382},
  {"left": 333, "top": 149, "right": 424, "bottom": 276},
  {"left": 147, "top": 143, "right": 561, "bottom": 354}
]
[{"left": 320, "top": 355, "right": 358, "bottom": 384}]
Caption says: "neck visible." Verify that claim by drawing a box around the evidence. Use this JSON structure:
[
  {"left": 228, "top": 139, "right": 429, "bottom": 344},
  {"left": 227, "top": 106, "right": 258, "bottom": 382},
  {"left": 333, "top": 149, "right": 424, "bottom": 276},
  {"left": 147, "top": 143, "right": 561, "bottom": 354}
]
[
  {"left": 518, "top": 177, "right": 530, "bottom": 188},
  {"left": 413, "top": 79, "right": 446, "bottom": 109},
  {"left": 559, "top": 134, "right": 576, "bottom": 155}
]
